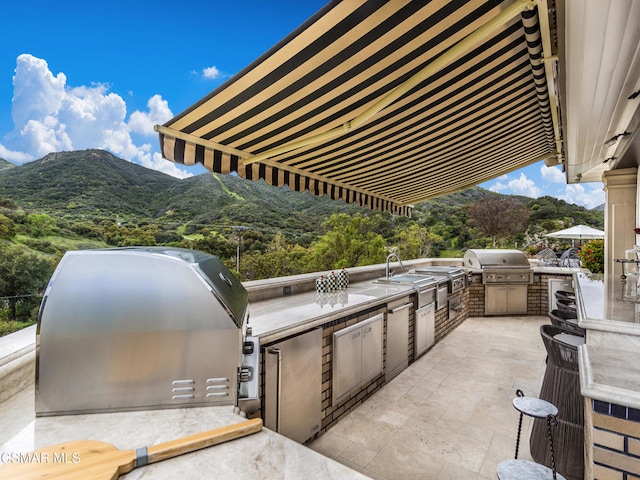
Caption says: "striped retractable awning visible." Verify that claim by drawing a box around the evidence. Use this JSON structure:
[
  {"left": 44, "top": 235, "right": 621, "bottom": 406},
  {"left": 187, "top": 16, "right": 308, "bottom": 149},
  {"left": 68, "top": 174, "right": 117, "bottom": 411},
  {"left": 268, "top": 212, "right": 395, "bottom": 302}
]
[{"left": 156, "top": 0, "right": 560, "bottom": 216}]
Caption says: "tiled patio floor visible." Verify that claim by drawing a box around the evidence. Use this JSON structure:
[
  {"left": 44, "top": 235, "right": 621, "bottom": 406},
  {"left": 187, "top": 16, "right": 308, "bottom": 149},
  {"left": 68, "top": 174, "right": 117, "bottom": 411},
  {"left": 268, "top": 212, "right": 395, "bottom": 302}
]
[{"left": 309, "top": 315, "right": 549, "bottom": 480}]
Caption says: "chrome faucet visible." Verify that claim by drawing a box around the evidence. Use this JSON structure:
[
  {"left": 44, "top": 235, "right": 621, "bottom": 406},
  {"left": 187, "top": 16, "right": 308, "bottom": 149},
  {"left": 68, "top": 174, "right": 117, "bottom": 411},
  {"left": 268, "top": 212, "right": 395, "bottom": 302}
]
[{"left": 386, "top": 253, "right": 403, "bottom": 279}]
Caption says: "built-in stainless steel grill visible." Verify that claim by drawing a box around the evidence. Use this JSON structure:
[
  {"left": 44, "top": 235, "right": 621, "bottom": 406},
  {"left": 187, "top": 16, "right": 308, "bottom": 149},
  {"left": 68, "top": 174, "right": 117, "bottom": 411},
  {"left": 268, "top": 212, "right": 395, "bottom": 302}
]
[
  {"left": 412, "top": 266, "right": 466, "bottom": 293},
  {"left": 463, "top": 249, "right": 533, "bottom": 283},
  {"left": 36, "top": 247, "right": 259, "bottom": 416},
  {"left": 462, "top": 249, "right": 533, "bottom": 315}
]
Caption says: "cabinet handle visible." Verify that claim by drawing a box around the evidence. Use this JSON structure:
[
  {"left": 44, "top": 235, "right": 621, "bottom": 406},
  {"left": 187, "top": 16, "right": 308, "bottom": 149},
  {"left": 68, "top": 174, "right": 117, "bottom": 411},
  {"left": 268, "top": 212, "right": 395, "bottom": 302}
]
[
  {"left": 268, "top": 348, "right": 282, "bottom": 432},
  {"left": 352, "top": 332, "right": 361, "bottom": 339},
  {"left": 388, "top": 303, "right": 411, "bottom": 314},
  {"left": 364, "top": 327, "right": 372, "bottom": 333}
]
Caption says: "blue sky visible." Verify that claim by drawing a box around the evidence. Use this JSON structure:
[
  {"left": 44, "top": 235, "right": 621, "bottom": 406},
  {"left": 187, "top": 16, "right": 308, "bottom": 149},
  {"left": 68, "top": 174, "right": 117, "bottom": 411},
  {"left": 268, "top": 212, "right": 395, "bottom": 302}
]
[{"left": 0, "top": 1, "right": 604, "bottom": 209}]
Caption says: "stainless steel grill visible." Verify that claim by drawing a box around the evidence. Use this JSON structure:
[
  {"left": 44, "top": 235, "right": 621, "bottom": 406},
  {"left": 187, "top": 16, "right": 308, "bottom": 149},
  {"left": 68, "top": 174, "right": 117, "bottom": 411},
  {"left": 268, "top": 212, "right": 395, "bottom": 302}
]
[
  {"left": 412, "top": 266, "right": 466, "bottom": 293},
  {"left": 36, "top": 247, "right": 259, "bottom": 416},
  {"left": 462, "top": 249, "right": 533, "bottom": 315},
  {"left": 462, "top": 249, "right": 533, "bottom": 284}
]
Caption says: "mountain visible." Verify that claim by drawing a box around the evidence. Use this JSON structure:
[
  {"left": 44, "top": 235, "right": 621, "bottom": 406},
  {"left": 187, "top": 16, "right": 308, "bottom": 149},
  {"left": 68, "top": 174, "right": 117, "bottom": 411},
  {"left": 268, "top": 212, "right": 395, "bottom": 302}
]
[
  {"left": 0, "top": 149, "right": 604, "bottom": 243},
  {"left": 0, "top": 149, "right": 365, "bottom": 238},
  {"left": 0, "top": 158, "right": 16, "bottom": 172},
  {"left": 0, "top": 150, "right": 175, "bottom": 217}
]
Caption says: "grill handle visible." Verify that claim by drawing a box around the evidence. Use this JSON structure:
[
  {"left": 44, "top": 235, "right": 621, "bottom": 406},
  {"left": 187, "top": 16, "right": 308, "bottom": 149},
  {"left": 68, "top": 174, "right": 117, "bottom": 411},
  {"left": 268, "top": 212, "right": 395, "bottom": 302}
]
[
  {"left": 268, "top": 347, "right": 282, "bottom": 432},
  {"left": 388, "top": 303, "right": 411, "bottom": 314}
]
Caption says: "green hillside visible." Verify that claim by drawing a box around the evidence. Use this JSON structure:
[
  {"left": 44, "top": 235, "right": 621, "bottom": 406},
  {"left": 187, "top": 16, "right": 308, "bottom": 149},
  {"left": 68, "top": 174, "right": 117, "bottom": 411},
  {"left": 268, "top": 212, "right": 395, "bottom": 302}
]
[
  {"left": 0, "top": 158, "right": 16, "bottom": 172},
  {"left": 0, "top": 149, "right": 604, "bottom": 256}
]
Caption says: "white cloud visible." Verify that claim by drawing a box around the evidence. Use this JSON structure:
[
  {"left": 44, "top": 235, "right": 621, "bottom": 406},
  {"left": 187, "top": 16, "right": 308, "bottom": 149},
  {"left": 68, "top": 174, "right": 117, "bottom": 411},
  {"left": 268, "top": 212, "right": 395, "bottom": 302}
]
[
  {"left": 489, "top": 181, "right": 507, "bottom": 192},
  {"left": 507, "top": 173, "right": 542, "bottom": 197},
  {"left": 128, "top": 94, "right": 173, "bottom": 136},
  {"left": 139, "top": 151, "right": 193, "bottom": 179},
  {"left": 0, "top": 143, "right": 33, "bottom": 164},
  {"left": 1, "top": 53, "right": 190, "bottom": 179},
  {"left": 202, "top": 66, "right": 223, "bottom": 79},
  {"left": 11, "top": 54, "right": 66, "bottom": 129},
  {"left": 540, "top": 165, "right": 565, "bottom": 183},
  {"left": 560, "top": 183, "right": 605, "bottom": 209}
]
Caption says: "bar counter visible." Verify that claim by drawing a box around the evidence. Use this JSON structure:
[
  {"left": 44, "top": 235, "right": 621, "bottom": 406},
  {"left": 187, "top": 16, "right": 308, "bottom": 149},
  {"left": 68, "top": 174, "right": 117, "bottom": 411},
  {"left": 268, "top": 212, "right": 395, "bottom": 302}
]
[{"left": 575, "top": 272, "right": 640, "bottom": 479}]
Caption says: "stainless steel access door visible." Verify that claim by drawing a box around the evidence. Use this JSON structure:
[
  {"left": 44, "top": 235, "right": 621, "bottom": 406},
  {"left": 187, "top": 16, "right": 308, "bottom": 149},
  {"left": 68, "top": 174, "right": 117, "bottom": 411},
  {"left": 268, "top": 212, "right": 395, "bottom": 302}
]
[
  {"left": 386, "top": 300, "right": 411, "bottom": 382},
  {"left": 264, "top": 328, "right": 322, "bottom": 444},
  {"left": 414, "top": 302, "right": 435, "bottom": 359}
]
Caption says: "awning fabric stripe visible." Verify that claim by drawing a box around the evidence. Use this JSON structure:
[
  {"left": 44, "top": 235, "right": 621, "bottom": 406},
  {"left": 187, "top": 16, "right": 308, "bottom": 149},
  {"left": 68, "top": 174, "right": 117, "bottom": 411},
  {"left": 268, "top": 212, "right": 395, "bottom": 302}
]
[{"left": 158, "top": 0, "right": 557, "bottom": 216}]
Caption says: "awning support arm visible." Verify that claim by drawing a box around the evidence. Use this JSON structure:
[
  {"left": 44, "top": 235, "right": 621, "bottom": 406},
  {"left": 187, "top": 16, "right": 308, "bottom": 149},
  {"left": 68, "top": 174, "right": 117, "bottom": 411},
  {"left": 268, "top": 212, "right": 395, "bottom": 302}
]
[
  {"left": 154, "top": 125, "right": 248, "bottom": 159},
  {"left": 537, "top": 0, "right": 564, "bottom": 163},
  {"left": 243, "top": 0, "right": 537, "bottom": 165}
]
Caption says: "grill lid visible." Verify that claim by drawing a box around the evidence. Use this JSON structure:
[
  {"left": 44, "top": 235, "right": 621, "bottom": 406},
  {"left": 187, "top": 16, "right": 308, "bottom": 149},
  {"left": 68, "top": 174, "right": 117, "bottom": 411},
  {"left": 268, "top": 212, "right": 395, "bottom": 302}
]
[
  {"left": 462, "top": 249, "right": 530, "bottom": 269},
  {"left": 124, "top": 247, "right": 248, "bottom": 327}
]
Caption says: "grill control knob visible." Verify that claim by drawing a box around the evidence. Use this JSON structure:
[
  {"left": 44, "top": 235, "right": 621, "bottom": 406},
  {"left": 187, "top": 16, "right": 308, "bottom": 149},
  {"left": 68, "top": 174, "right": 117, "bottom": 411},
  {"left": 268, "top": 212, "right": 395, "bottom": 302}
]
[
  {"left": 239, "top": 367, "right": 252, "bottom": 382},
  {"left": 243, "top": 341, "right": 255, "bottom": 355}
]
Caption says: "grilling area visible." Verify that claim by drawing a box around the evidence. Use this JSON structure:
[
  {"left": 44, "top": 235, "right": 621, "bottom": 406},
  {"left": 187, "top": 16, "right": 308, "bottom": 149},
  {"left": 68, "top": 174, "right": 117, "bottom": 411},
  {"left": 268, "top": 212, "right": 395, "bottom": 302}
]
[{"left": 0, "top": 250, "right": 584, "bottom": 479}]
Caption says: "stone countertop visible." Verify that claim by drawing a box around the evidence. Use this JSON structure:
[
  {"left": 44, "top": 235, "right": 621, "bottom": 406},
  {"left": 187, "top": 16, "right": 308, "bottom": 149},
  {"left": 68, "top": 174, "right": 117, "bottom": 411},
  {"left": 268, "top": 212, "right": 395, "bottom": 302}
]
[
  {"left": 248, "top": 280, "right": 414, "bottom": 343},
  {"left": 531, "top": 265, "right": 583, "bottom": 274},
  {"left": 0, "top": 386, "right": 370, "bottom": 480},
  {"left": 575, "top": 272, "right": 640, "bottom": 335},
  {"left": 575, "top": 272, "right": 640, "bottom": 408},
  {"left": 579, "top": 345, "right": 640, "bottom": 410}
]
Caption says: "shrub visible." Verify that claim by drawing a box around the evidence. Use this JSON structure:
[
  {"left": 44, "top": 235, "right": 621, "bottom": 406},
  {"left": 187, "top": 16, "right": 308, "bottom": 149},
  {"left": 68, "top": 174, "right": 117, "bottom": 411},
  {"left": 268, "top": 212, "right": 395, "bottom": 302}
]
[
  {"left": 579, "top": 239, "right": 604, "bottom": 273},
  {"left": 0, "top": 320, "right": 36, "bottom": 337}
]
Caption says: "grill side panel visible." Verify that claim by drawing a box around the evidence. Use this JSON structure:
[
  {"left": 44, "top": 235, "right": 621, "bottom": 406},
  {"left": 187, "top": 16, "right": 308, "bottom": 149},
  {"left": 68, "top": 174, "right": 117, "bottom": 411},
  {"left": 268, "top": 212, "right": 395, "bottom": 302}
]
[{"left": 36, "top": 250, "right": 244, "bottom": 416}]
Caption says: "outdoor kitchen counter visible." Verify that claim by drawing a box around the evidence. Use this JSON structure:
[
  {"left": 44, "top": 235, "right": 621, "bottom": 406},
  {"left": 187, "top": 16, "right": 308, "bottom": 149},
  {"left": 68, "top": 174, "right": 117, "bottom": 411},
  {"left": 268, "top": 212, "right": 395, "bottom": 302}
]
[
  {"left": 249, "top": 280, "right": 415, "bottom": 343},
  {"left": 575, "top": 271, "right": 640, "bottom": 408},
  {"left": 575, "top": 272, "right": 640, "bottom": 478},
  {"left": 0, "top": 384, "right": 370, "bottom": 480}
]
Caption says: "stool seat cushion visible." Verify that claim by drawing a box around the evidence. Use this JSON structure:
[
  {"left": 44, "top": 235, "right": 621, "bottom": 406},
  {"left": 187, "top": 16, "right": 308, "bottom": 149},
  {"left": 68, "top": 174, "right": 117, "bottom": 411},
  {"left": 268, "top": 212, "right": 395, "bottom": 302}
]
[
  {"left": 512, "top": 396, "right": 558, "bottom": 418},
  {"left": 497, "top": 459, "right": 567, "bottom": 479}
]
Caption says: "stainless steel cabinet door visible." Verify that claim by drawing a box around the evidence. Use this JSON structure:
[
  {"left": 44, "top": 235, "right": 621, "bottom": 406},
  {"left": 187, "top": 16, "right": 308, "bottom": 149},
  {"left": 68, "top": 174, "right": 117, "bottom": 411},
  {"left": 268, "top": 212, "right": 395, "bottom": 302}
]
[
  {"left": 386, "top": 300, "right": 411, "bottom": 382},
  {"left": 361, "top": 315, "right": 383, "bottom": 383},
  {"left": 414, "top": 302, "right": 435, "bottom": 359},
  {"left": 333, "top": 324, "right": 362, "bottom": 403},
  {"left": 485, "top": 285, "right": 527, "bottom": 314},
  {"left": 333, "top": 313, "right": 384, "bottom": 404},
  {"left": 264, "top": 328, "right": 322, "bottom": 444},
  {"left": 485, "top": 285, "right": 508, "bottom": 315}
]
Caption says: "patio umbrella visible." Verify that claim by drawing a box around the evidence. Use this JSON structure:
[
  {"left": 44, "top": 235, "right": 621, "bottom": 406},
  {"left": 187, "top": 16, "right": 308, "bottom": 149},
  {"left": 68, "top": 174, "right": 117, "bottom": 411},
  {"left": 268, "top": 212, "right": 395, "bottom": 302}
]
[{"left": 546, "top": 225, "right": 604, "bottom": 246}]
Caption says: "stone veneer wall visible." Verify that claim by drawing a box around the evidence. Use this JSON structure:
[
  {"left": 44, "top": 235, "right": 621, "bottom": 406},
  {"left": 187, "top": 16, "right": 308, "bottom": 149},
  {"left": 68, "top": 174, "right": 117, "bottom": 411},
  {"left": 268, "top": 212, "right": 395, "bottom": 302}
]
[
  {"left": 587, "top": 398, "right": 640, "bottom": 479},
  {"left": 435, "top": 288, "right": 469, "bottom": 343},
  {"left": 467, "top": 273, "right": 485, "bottom": 316}
]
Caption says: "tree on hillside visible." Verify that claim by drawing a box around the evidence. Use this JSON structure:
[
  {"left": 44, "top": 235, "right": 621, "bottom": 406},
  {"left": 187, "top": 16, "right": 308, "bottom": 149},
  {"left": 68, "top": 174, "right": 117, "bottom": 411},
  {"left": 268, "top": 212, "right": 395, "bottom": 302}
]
[
  {"left": 467, "top": 197, "right": 530, "bottom": 248},
  {"left": 0, "top": 246, "right": 54, "bottom": 321},
  {"left": 0, "top": 213, "right": 16, "bottom": 239},
  {"left": 308, "top": 213, "right": 387, "bottom": 270},
  {"left": 26, "top": 213, "right": 57, "bottom": 237},
  {"left": 240, "top": 233, "right": 308, "bottom": 280},
  {"left": 393, "top": 224, "right": 443, "bottom": 259}
]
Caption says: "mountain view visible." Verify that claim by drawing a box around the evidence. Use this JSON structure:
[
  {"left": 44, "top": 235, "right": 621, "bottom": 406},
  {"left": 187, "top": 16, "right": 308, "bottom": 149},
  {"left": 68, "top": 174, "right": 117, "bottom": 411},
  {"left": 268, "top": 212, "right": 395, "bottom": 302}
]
[
  {"left": 0, "top": 149, "right": 604, "bottom": 257},
  {"left": 0, "top": 149, "right": 604, "bottom": 331}
]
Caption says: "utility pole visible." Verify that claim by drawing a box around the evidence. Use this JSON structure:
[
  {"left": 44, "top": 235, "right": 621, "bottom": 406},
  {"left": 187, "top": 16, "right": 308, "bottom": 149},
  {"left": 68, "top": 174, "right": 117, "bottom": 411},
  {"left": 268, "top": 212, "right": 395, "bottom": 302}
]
[{"left": 231, "top": 226, "right": 248, "bottom": 273}]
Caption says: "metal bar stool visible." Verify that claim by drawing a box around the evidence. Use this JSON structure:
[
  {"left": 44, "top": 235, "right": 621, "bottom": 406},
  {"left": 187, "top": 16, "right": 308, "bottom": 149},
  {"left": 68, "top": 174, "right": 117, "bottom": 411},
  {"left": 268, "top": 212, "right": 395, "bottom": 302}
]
[{"left": 497, "top": 390, "right": 566, "bottom": 480}]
